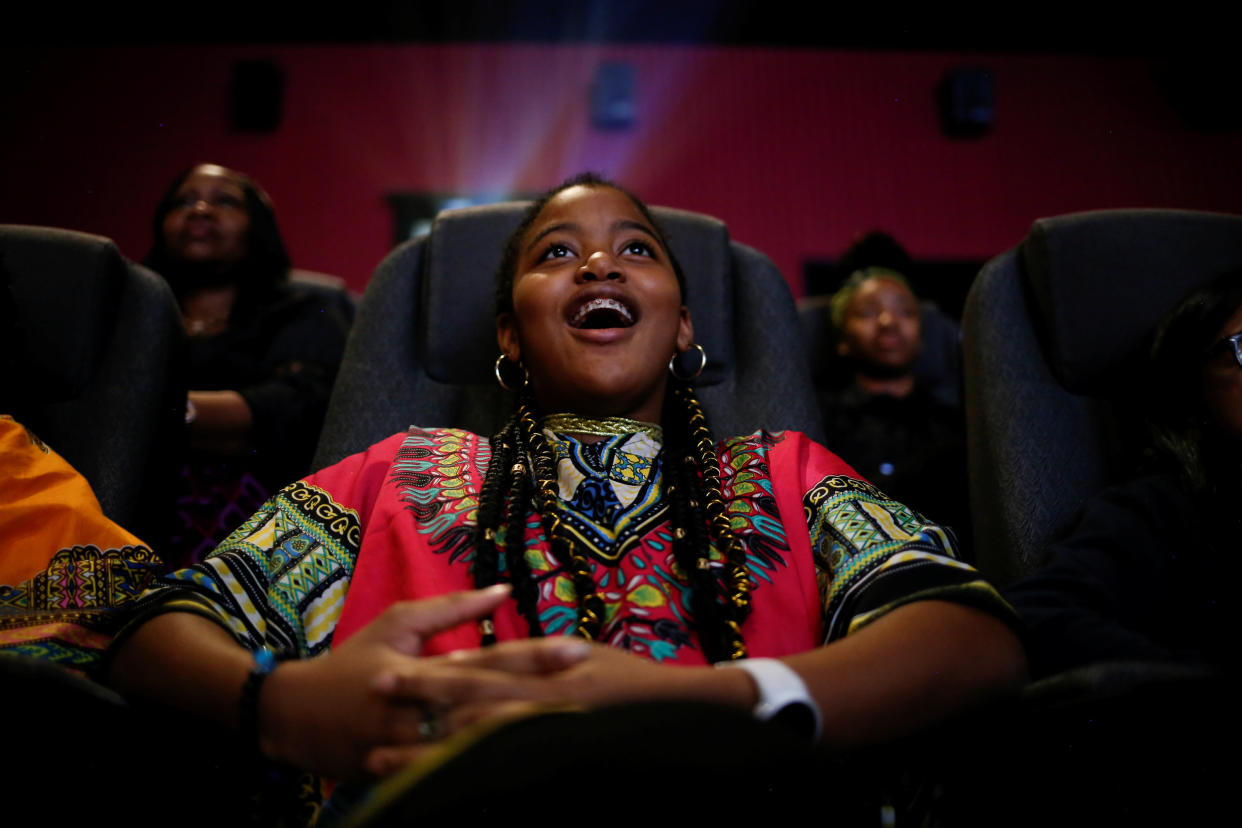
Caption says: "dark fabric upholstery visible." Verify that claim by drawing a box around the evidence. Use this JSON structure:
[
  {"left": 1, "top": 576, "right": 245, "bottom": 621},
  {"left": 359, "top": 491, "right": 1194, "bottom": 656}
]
[
  {"left": 3, "top": 226, "right": 122, "bottom": 403},
  {"left": 288, "top": 270, "right": 357, "bottom": 327},
  {"left": 1, "top": 225, "right": 184, "bottom": 533},
  {"left": 1022, "top": 208, "right": 1242, "bottom": 394},
  {"left": 315, "top": 202, "right": 821, "bottom": 468},
  {"left": 963, "top": 209, "right": 1242, "bottom": 586}
]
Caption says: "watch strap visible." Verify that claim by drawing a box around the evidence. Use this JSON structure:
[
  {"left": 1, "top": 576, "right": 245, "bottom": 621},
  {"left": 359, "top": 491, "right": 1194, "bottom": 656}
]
[{"left": 719, "top": 657, "right": 823, "bottom": 741}]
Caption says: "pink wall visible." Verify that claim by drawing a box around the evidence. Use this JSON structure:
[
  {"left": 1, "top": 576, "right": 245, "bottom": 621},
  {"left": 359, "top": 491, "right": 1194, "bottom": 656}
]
[{"left": 4, "top": 45, "right": 1241, "bottom": 295}]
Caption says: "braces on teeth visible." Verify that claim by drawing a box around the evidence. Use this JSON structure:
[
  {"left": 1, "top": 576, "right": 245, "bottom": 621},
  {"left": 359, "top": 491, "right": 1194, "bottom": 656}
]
[{"left": 572, "top": 297, "right": 634, "bottom": 326}]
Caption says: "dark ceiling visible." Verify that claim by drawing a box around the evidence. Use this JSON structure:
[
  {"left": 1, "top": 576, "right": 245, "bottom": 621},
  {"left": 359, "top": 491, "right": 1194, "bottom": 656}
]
[{"left": 13, "top": 2, "right": 1224, "bottom": 56}]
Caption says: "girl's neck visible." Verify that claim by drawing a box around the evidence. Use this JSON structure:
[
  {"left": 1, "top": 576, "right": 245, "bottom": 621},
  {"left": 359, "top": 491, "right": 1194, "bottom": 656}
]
[{"left": 541, "top": 413, "right": 663, "bottom": 444}]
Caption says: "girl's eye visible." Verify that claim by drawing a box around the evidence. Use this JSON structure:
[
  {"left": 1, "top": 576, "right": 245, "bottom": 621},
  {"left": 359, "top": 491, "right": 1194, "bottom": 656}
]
[
  {"left": 622, "top": 240, "right": 654, "bottom": 257},
  {"left": 540, "top": 243, "right": 574, "bottom": 261}
]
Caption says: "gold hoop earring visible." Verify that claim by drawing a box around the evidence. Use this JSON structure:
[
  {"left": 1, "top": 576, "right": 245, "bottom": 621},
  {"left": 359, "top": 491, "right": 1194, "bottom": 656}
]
[
  {"left": 494, "top": 354, "right": 529, "bottom": 392},
  {"left": 668, "top": 343, "right": 707, "bottom": 380}
]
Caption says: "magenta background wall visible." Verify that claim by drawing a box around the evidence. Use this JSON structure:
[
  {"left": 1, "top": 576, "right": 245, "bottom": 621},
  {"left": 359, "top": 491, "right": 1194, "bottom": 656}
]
[{"left": 4, "top": 45, "right": 1241, "bottom": 296}]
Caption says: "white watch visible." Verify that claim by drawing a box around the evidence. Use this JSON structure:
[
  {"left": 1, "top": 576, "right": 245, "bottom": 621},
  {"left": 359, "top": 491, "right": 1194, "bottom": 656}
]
[{"left": 719, "top": 657, "right": 822, "bottom": 741}]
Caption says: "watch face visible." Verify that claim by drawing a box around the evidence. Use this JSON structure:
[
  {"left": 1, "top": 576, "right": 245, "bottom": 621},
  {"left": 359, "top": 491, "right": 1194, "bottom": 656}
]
[{"left": 771, "top": 701, "right": 818, "bottom": 741}]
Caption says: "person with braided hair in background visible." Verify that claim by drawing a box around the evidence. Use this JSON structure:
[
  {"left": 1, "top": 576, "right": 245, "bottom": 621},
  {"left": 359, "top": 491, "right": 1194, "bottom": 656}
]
[{"left": 105, "top": 175, "right": 1024, "bottom": 823}]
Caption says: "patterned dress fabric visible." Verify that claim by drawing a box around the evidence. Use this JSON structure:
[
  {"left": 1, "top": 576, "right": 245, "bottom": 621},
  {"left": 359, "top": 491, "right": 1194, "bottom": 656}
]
[
  {"left": 109, "top": 424, "right": 1010, "bottom": 823},
  {"left": 0, "top": 416, "right": 163, "bottom": 671},
  {"left": 121, "top": 426, "right": 1006, "bottom": 666}
]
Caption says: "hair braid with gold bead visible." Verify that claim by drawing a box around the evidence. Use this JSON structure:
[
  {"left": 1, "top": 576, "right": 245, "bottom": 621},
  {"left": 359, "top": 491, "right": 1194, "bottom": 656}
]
[
  {"left": 516, "top": 394, "right": 608, "bottom": 640},
  {"left": 667, "top": 381, "right": 753, "bottom": 661}
]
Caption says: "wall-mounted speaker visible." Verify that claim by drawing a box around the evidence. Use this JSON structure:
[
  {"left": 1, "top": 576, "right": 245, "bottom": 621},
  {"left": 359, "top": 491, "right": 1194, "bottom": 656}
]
[
  {"left": 230, "top": 59, "right": 284, "bottom": 133},
  {"left": 591, "top": 61, "right": 637, "bottom": 129},
  {"left": 938, "top": 67, "right": 993, "bottom": 139}
]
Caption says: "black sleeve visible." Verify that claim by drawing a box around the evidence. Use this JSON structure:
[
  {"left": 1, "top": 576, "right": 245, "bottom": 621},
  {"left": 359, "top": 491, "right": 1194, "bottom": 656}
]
[
  {"left": 1004, "top": 476, "right": 1200, "bottom": 678},
  {"left": 236, "top": 288, "right": 352, "bottom": 483}
]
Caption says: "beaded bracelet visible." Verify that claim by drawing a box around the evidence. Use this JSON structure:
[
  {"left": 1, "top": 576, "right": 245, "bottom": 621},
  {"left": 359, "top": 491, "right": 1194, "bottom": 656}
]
[{"left": 239, "top": 647, "right": 281, "bottom": 751}]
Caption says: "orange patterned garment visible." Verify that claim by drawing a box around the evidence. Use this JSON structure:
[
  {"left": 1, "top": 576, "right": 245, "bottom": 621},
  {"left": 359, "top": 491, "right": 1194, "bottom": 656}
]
[
  {"left": 0, "top": 415, "right": 147, "bottom": 583},
  {"left": 1, "top": 416, "right": 162, "bottom": 670}
]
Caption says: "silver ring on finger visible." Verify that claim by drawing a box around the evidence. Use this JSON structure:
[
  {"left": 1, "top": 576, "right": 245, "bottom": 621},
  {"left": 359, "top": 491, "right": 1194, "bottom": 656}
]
[{"left": 416, "top": 701, "right": 446, "bottom": 742}]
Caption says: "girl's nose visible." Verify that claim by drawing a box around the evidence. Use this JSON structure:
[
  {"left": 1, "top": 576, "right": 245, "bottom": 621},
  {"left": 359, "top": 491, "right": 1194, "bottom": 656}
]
[{"left": 577, "top": 250, "right": 623, "bottom": 282}]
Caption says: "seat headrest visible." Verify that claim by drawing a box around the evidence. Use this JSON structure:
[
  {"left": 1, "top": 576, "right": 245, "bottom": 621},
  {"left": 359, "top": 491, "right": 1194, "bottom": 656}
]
[
  {"left": 1, "top": 225, "right": 126, "bottom": 403},
  {"left": 1020, "top": 208, "right": 1242, "bottom": 395},
  {"left": 420, "top": 202, "right": 732, "bottom": 387}
]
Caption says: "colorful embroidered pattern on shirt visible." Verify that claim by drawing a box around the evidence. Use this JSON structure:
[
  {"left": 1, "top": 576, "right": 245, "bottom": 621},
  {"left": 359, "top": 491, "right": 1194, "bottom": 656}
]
[
  {"left": 392, "top": 427, "right": 490, "bottom": 565},
  {"left": 135, "top": 480, "right": 361, "bottom": 656},
  {"left": 803, "top": 474, "right": 974, "bottom": 639},
  {"left": 718, "top": 431, "right": 791, "bottom": 586},
  {"left": 547, "top": 430, "right": 666, "bottom": 564},
  {"left": 509, "top": 431, "right": 791, "bottom": 661}
]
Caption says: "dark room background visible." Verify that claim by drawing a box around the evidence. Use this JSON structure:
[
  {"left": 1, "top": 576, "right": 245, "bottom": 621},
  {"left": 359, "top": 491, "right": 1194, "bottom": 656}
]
[{"left": 4, "top": 22, "right": 1240, "bottom": 304}]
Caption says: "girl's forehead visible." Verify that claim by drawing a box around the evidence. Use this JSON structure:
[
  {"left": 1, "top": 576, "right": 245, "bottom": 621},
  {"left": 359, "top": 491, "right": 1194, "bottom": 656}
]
[{"left": 529, "top": 185, "right": 647, "bottom": 233}]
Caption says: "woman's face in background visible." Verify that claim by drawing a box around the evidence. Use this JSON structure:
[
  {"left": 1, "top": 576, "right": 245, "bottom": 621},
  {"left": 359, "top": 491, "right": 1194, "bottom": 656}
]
[
  {"left": 1202, "top": 299, "right": 1242, "bottom": 445},
  {"left": 161, "top": 165, "right": 251, "bottom": 270},
  {"left": 497, "top": 184, "right": 693, "bottom": 423}
]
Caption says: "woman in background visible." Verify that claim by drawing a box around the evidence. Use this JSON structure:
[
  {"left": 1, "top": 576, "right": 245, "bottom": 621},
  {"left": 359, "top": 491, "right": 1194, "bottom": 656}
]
[{"left": 145, "top": 164, "right": 351, "bottom": 566}]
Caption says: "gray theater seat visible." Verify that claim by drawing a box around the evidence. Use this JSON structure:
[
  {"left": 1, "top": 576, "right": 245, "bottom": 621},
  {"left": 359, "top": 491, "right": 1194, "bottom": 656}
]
[
  {"left": 1, "top": 224, "right": 184, "bottom": 535},
  {"left": 963, "top": 208, "right": 1242, "bottom": 587}
]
